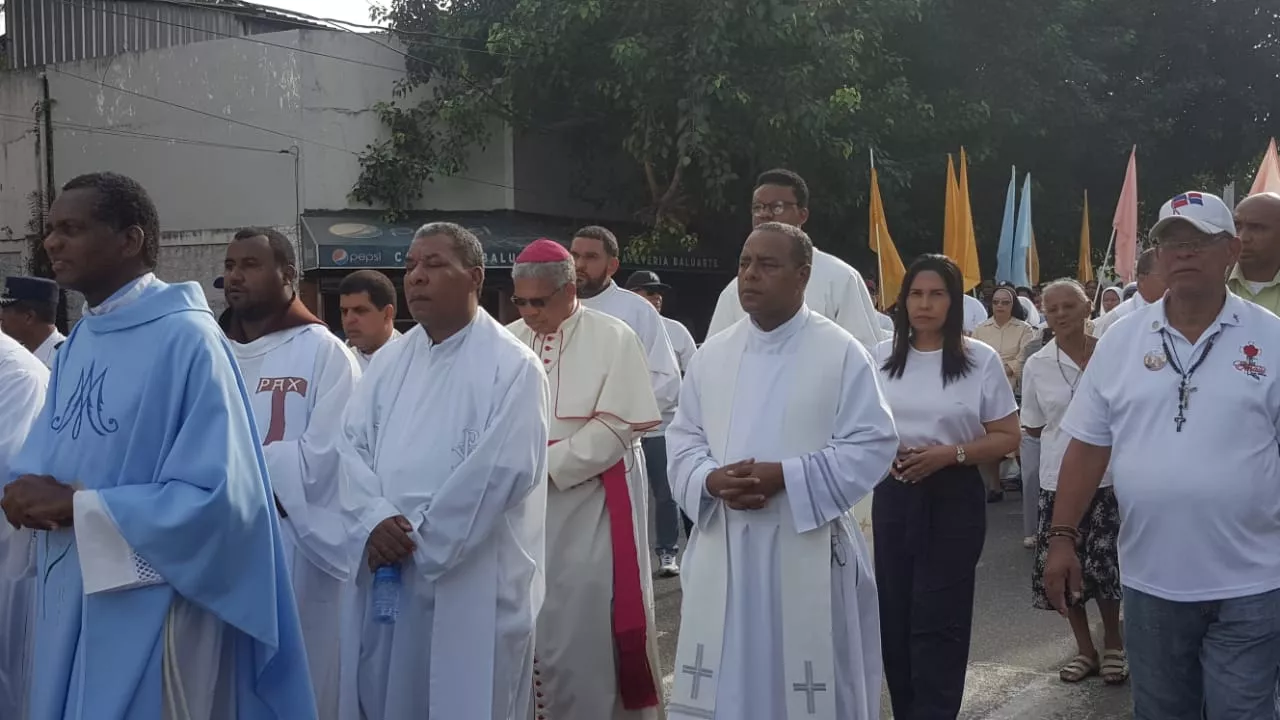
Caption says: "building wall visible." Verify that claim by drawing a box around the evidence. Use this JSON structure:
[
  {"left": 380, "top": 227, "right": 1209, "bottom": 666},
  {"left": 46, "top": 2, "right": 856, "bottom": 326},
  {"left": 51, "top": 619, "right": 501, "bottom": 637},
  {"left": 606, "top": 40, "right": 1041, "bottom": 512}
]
[
  {"left": 0, "top": 240, "right": 25, "bottom": 278},
  {"left": 0, "top": 25, "right": 652, "bottom": 321},
  {"left": 0, "top": 71, "right": 45, "bottom": 245},
  {"left": 0, "top": 29, "right": 515, "bottom": 301}
]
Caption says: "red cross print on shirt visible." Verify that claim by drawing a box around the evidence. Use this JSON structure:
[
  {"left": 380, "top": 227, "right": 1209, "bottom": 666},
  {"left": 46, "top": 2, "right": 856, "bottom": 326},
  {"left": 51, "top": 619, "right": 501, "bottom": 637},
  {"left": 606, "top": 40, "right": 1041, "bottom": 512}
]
[{"left": 256, "top": 376, "right": 309, "bottom": 444}]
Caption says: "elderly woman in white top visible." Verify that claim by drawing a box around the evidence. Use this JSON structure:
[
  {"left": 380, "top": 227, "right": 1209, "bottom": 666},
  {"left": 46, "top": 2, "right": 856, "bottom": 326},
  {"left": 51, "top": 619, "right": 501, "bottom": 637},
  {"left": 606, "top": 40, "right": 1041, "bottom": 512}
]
[{"left": 1021, "top": 279, "right": 1125, "bottom": 686}]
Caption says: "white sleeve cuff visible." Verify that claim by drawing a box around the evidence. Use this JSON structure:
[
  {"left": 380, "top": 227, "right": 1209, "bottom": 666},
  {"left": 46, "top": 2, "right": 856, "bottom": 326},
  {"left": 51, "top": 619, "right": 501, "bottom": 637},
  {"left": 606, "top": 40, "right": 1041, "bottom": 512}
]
[
  {"left": 780, "top": 457, "right": 821, "bottom": 534},
  {"left": 360, "top": 497, "right": 404, "bottom": 538},
  {"left": 74, "top": 490, "right": 165, "bottom": 595}
]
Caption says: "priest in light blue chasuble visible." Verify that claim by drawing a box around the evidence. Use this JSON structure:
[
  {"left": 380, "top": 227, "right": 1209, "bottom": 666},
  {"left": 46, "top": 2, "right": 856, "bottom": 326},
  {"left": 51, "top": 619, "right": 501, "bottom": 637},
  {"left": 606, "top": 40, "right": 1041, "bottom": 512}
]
[{"left": 0, "top": 172, "right": 317, "bottom": 720}]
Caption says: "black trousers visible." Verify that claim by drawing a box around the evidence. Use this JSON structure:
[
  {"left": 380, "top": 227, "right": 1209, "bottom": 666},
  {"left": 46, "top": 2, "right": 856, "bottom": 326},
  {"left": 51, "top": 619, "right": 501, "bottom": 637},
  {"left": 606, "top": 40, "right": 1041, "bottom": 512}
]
[{"left": 873, "top": 465, "right": 986, "bottom": 720}]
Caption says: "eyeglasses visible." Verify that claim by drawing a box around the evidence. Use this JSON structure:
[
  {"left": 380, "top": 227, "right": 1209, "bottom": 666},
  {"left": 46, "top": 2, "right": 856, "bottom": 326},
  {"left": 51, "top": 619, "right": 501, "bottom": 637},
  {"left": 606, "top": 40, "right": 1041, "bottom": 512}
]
[
  {"left": 1153, "top": 233, "right": 1232, "bottom": 254},
  {"left": 750, "top": 201, "right": 799, "bottom": 218},
  {"left": 510, "top": 289, "right": 561, "bottom": 308}
]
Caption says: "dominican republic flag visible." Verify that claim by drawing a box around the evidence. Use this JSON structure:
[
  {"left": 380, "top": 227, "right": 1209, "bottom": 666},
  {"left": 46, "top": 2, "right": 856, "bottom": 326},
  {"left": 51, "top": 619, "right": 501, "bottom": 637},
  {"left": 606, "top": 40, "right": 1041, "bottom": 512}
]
[{"left": 1172, "top": 192, "right": 1204, "bottom": 209}]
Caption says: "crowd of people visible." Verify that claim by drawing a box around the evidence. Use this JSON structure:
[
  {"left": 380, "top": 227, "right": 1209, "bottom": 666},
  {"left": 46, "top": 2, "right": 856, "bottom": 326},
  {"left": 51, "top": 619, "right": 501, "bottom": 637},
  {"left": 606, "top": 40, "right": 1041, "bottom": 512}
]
[{"left": 0, "top": 166, "right": 1278, "bottom": 720}]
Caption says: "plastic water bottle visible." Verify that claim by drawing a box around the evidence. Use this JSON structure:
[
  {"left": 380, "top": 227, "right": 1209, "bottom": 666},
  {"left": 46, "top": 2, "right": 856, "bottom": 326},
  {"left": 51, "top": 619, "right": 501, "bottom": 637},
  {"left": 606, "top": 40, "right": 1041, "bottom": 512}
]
[{"left": 372, "top": 565, "right": 401, "bottom": 625}]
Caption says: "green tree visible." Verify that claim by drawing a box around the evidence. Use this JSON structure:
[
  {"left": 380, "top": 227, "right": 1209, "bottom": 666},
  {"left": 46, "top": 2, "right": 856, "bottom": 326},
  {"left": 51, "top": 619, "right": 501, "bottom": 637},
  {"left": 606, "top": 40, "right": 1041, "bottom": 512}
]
[
  {"left": 355, "top": 0, "right": 1280, "bottom": 280},
  {"left": 352, "top": 0, "right": 929, "bottom": 257},
  {"left": 891, "top": 0, "right": 1279, "bottom": 277}
]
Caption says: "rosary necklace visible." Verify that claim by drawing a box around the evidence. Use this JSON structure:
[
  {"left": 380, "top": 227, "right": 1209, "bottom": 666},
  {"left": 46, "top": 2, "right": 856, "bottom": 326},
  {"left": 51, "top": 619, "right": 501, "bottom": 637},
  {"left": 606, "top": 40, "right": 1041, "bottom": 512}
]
[
  {"left": 1055, "top": 339, "right": 1092, "bottom": 397},
  {"left": 1159, "top": 329, "right": 1218, "bottom": 432}
]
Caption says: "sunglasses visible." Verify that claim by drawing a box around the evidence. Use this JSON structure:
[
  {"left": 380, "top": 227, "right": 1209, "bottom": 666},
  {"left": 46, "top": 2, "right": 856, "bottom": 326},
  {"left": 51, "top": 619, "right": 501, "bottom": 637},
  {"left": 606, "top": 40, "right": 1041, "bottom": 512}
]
[{"left": 511, "top": 289, "right": 561, "bottom": 308}]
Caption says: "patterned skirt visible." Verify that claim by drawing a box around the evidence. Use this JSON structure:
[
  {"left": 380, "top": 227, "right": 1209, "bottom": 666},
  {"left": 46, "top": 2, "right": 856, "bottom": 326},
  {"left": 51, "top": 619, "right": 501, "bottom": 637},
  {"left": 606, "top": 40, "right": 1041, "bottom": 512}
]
[{"left": 1032, "top": 487, "right": 1122, "bottom": 610}]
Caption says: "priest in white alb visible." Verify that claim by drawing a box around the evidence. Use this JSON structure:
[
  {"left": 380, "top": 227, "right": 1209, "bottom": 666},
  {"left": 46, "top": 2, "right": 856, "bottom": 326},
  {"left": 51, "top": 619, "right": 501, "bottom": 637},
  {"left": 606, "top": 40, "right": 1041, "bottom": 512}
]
[
  {"left": 705, "top": 170, "right": 886, "bottom": 549},
  {"left": 667, "top": 222, "right": 897, "bottom": 720},
  {"left": 219, "top": 227, "right": 362, "bottom": 718},
  {"left": 705, "top": 169, "right": 885, "bottom": 349},
  {"left": 506, "top": 239, "right": 664, "bottom": 720},
  {"left": 337, "top": 222, "right": 549, "bottom": 720},
  {"left": 571, "top": 225, "right": 681, "bottom": 421},
  {"left": 0, "top": 331, "right": 48, "bottom": 720}
]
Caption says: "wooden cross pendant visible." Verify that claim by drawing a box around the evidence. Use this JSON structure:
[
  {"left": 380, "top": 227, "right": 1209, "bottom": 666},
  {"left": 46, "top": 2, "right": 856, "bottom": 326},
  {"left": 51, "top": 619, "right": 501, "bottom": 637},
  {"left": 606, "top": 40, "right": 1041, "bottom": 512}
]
[{"left": 1175, "top": 384, "right": 1197, "bottom": 432}]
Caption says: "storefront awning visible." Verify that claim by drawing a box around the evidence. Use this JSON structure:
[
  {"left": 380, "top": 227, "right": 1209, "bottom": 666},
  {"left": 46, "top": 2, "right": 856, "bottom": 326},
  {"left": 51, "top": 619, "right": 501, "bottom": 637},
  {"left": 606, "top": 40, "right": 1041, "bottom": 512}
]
[{"left": 300, "top": 210, "right": 729, "bottom": 273}]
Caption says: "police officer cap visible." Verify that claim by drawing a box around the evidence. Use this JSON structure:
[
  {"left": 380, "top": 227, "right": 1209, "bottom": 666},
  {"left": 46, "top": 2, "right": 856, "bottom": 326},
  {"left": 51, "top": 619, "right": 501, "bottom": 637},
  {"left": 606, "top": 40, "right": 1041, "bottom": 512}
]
[{"left": 0, "top": 275, "right": 60, "bottom": 306}]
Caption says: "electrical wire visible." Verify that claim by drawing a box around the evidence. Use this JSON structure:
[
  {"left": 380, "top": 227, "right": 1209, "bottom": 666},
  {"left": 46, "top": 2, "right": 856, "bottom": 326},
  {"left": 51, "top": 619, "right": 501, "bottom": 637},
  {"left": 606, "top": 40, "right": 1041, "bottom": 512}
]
[
  {"left": 51, "top": 0, "right": 533, "bottom": 133},
  {"left": 51, "top": 0, "right": 407, "bottom": 73},
  {"left": 0, "top": 110, "right": 290, "bottom": 153},
  {"left": 43, "top": 67, "right": 537, "bottom": 194},
  {"left": 159, "top": 0, "right": 499, "bottom": 43},
  {"left": 55, "top": 0, "right": 521, "bottom": 60}
]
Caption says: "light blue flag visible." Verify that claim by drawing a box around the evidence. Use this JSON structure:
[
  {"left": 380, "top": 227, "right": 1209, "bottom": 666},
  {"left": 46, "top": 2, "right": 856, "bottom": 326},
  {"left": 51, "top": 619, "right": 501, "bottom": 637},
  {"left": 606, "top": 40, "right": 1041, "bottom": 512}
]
[
  {"left": 9, "top": 278, "right": 317, "bottom": 720},
  {"left": 995, "top": 166, "right": 1018, "bottom": 284},
  {"left": 1012, "top": 173, "right": 1033, "bottom": 288}
]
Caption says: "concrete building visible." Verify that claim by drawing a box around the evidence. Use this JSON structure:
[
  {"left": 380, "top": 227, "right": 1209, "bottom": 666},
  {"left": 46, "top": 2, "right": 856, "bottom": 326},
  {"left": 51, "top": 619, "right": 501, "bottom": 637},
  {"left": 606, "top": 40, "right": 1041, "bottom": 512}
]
[{"left": 0, "top": 1, "right": 729, "bottom": 331}]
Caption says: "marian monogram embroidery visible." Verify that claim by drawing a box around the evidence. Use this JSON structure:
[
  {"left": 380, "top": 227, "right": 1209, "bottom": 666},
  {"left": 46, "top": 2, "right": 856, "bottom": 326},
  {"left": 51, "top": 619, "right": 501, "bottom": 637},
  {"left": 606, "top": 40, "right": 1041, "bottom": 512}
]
[
  {"left": 452, "top": 429, "right": 480, "bottom": 470},
  {"left": 51, "top": 362, "right": 120, "bottom": 439}
]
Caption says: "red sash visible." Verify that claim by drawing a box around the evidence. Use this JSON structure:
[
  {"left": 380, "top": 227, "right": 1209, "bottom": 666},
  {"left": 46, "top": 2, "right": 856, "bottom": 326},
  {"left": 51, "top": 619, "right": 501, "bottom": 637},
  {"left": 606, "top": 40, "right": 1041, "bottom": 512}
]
[{"left": 550, "top": 442, "right": 659, "bottom": 709}]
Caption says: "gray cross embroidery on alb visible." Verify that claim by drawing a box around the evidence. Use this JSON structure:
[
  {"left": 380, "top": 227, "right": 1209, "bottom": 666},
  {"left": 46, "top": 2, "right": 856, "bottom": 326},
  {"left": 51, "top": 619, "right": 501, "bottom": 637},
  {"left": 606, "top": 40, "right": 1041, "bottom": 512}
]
[
  {"left": 681, "top": 643, "right": 714, "bottom": 700},
  {"left": 792, "top": 660, "right": 828, "bottom": 714}
]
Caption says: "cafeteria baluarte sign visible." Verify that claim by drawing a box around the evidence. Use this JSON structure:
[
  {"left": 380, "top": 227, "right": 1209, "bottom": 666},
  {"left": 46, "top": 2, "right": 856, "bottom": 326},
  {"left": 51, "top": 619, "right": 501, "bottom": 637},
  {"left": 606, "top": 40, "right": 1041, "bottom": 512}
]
[
  {"left": 320, "top": 220, "right": 523, "bottom": 269},
  {"left": 316, "top": 218, "right": 724, "bottom": 271}
]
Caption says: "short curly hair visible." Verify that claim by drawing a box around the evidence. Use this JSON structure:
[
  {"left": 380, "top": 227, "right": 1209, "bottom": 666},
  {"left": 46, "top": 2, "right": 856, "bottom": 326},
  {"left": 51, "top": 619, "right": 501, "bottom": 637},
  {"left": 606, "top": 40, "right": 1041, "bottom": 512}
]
[
  {"left": 415, "top": 222, "right": 485, "bottom": 269},
  {"left": 62, "top": 172, "right": 160, "bottom": 269}
]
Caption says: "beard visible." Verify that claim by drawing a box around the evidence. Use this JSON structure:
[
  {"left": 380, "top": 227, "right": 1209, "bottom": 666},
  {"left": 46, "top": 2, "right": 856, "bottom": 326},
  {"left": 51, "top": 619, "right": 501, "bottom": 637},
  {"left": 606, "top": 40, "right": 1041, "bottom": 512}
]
[{"left": 576, "top": 271, "right": 609, "bottom": 298}]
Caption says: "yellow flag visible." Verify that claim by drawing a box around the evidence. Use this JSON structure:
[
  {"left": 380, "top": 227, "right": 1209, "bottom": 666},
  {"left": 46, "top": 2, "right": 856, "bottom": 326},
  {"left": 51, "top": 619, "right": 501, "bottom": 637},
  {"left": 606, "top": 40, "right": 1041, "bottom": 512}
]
[
  {"left": 869, "top": 166, "right": 907, "bottom": 309},
  {"left": 942, "top": 155, "right": 961, "bottom": 264},
  {"left": 1028, "top": 231, "right": 1040, "bottom": 285},
  {"left": 956, "top": 148, "right": 982, "bottom": 291},
  {"left": 1078, "top": 191, "right": 1095, "bottom": 284}
]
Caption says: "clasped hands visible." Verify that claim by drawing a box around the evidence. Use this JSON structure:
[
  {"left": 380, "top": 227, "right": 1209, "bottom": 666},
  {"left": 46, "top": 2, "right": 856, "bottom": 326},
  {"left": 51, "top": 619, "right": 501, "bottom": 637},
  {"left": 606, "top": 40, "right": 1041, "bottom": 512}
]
[
  {"left": 366, "top": 515, "right": 416, "bottom": 571},
  {"left": 891, "top": 445, "right": 956, "bottom": 484},
  {"left": 705, "top": 458, "right": 784, "bottom": 511},
  {"left": 1, "top": 474, "right": 76, "bottom": 531}
]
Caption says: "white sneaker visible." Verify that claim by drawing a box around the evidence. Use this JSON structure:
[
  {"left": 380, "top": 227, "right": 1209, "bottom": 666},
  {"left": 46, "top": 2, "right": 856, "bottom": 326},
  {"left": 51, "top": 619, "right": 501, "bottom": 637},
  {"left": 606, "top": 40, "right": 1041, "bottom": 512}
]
[
  {"left": 657, "top": 551, "right": 680, "bottom": 577},
  {"left": 1023, "top": 536, "right": 1035, "bottom": 549}
]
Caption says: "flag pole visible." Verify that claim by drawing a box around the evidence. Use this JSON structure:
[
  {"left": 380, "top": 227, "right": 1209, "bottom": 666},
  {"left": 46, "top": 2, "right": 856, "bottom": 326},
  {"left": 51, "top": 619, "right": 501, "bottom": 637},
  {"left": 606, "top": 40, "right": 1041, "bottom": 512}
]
[
  {"left": 1094, "top": 227, "right": 1118, "bottom": 308},
  {"left": 871, "top": 148, "right": 887, "bottom": 310}
]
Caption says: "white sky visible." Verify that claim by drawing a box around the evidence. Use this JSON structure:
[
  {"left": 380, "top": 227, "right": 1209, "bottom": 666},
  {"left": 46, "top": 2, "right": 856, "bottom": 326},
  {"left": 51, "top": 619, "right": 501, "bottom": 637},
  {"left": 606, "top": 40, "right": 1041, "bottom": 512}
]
[{"left": 261, "top": 0, "right": 383, "bottom": 27}]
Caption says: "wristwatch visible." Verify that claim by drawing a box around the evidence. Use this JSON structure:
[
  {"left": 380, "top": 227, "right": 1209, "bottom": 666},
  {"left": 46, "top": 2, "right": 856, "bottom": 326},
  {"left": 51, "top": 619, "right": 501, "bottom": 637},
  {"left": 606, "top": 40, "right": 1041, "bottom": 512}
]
[{"left": 954, "top": 445, "right": 967, "bottom": 465}]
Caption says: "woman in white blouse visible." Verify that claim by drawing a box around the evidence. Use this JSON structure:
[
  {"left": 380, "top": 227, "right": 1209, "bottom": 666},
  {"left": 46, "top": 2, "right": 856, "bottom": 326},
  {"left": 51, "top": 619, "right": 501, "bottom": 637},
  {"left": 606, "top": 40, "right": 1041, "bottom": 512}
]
[
  {"left": 1021, "top": 279, "right": 1125, "bottom": 686},
  {"left": 872, "top": 255, "right": 1021, "bottom": 720}
]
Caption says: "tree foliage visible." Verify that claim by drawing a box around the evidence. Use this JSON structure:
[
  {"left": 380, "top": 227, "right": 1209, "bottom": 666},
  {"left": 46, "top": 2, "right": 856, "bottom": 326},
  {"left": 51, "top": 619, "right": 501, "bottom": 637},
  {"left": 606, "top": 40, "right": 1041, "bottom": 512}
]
[
  {"left": 354, "top": 0, "right": 1280, "bottom": 277},
  {"left": 353, "top": 0, "right": 925, "bottom": 252}
]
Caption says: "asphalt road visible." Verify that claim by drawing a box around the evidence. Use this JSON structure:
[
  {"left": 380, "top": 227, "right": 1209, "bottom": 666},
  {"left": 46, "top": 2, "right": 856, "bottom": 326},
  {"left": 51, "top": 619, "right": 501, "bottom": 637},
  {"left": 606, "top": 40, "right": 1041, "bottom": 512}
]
[{"left": 650, "top": 494, "right": 1134, "bottom": 719}]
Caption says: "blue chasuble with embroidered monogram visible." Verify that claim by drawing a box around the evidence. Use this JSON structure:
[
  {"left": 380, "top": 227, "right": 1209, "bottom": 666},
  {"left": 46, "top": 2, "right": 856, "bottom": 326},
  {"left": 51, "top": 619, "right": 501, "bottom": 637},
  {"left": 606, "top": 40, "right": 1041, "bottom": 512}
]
[{"left": 5, "top": 279, "right": 316, "bottom": 720}]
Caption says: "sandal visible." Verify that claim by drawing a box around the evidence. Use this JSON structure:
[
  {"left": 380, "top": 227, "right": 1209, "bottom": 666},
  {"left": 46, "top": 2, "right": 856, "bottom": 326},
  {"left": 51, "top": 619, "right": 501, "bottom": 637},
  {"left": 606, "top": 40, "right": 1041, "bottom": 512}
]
[
  {"left": 1101, "top": 649, "right": 1129, "bottom": 685},
  {"left": 1059, "top": 654, "right": 1098, "bottom": 683}
]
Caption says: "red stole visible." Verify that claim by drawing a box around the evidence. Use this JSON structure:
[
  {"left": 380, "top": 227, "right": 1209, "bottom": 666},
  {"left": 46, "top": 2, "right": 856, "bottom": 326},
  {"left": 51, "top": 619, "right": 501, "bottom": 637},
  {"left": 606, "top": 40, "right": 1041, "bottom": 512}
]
[{"left": 549, "top": 440, "right": 659, "bottom": 710}]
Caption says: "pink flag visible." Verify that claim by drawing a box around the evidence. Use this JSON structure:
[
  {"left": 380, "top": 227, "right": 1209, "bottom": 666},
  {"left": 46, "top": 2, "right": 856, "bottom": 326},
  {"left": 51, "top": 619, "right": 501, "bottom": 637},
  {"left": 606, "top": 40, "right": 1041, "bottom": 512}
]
[
  {"left": 1113, "top": 147, "right": 1139, "bottom": 283},
  {"left": 1250, "top": 138, "right": 1280, "bottom": 195}
]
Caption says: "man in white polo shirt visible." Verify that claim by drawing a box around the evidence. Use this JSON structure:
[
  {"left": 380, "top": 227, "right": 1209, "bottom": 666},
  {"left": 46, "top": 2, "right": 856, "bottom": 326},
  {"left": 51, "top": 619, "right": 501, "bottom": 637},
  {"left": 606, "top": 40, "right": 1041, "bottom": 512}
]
[{"left": 1044, "top": 191, "right": 1280, "bottom": 720}]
